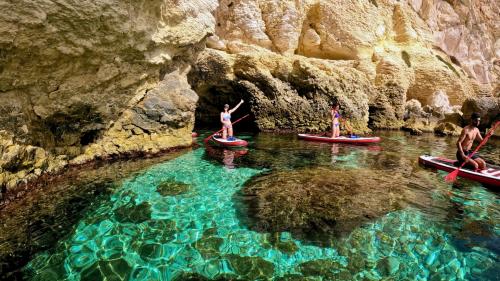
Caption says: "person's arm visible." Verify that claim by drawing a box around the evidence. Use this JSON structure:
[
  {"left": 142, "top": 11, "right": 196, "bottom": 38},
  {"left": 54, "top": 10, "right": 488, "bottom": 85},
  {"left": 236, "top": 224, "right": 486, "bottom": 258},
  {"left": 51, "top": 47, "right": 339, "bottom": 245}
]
[
  {"left": 220, "top": 112, "right": 224, "bottom": 123},
  {"left": 475, "top": 128, "right": 483, "bottom": 142},
  {"left": 229, "top": 99, "right": 244, "bottom": 114},
  {"left": 456, "top": 129, "right": 467, "bottom": 158}
]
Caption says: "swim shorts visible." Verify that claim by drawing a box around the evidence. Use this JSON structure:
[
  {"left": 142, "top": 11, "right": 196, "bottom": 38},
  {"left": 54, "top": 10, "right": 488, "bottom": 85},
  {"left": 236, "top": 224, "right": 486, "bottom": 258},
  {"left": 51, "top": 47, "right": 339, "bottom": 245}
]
[{"left": 456, "top": 150, "right": 479, "bottom": 163}]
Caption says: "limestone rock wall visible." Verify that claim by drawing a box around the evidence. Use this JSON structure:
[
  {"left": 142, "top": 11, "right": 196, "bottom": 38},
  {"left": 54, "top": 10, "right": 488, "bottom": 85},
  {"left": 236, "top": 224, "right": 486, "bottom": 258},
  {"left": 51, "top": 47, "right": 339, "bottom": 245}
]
[
  {"left": 204, "top": 0, "right": 497, "bottom": 131},
  {"left": 410, "top": 0, "right": 499, "bottom": 86},
  {"left": 0, "top": 0, "right": 217, "bottom": 190},
  {"left": 189, "top": 49, "right": 374, "bottom": 133}
]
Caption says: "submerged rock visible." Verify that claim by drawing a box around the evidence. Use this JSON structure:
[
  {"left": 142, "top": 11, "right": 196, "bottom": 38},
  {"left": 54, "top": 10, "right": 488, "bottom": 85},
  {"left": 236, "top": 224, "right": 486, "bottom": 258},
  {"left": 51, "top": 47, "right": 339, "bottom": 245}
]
[
  {"left": 298, "top": 259, "right": 344, "bottom": 277},
  {"left": 261, "top": 232, "right": 299, "bottom": 255},
  {"left": 224, "top": 254, "right": 275, "bottom": 280},
  {"left": 80, "top": 259, "right": 131, "bottom": 281},
  {"left": 192, "top": 228, "right": 224, "bottom": 259},
  {"left": 114, "top": 202, "right": 151, "bottom": 224},
  {"left": 238, "top": 167, "right": 415, "bottom": 245},
  {"left": 377, "top": 256, "right": 400, "bottom": 276},
  {"left": 156, "top": 180, "right": 190, "bottom": 196}
]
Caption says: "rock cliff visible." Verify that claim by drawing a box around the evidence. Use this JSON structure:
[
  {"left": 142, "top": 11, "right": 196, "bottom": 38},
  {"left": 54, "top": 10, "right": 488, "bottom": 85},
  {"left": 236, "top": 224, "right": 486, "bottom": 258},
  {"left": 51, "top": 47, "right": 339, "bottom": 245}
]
[
  {"left": 198, "top": 0, "right": 497, "bottom": 132},
  {"left": 189, "top": 48, "right": 373, "bottom": 133},
  {"left": 0, "top": 0, "right": 498, "bottom": 194},
  {"left": 0, "top": 0, "right": 216, "bottom": 192}
]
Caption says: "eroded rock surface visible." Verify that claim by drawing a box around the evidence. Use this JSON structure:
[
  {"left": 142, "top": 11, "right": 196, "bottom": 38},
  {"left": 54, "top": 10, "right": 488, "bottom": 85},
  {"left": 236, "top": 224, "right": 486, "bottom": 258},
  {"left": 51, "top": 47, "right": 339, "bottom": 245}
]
[
  {"left": 238, "top": 167, "right": 419, "bottom": 246},
  {"left": 201, "top": 0, "right": 496, "bottom": 132},
  {"left": 0, "top": 0, "right": 216, "bottom": 190},
  {"left": 190, "top": 48, "right": 373, "bottom": 133}
]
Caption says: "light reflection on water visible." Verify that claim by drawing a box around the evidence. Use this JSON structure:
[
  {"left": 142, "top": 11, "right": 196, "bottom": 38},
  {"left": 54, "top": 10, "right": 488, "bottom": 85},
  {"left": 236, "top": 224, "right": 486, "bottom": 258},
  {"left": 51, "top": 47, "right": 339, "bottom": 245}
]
[{"left": 1, "top": 131, "right": 498, "bottom": 280}]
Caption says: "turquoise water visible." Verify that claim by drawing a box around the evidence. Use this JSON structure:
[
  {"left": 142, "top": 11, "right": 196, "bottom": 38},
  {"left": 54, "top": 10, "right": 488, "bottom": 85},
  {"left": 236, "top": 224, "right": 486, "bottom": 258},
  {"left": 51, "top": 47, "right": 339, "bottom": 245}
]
[{"left": 16, "top": 132, "right": 500, "bottom": 280}]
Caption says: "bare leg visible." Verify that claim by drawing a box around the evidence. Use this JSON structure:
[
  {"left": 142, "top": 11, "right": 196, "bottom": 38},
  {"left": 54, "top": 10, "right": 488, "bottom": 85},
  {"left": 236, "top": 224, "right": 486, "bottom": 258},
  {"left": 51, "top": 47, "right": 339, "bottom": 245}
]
[
  {"left": 228, "top": 127, "right": 233, "bottom": 137},
  {"left": 474, "top": 158, "right": 486, "bottom": 170},
  {"left": 334, "top": 126, "right": 340, "bottom": 137},
  {"left": 222, "top": 127, "right": 227, "bottom": 139},
  {"left": 464, "top": 158, "right": 479, "bottom": 170}
]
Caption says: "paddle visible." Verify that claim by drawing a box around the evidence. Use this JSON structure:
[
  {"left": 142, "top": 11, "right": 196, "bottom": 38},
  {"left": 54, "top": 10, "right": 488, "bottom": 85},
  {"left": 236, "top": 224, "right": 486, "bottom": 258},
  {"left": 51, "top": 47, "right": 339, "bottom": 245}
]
[
  {"left": 203, "top": 114, "right": 250, "bottom": 143},
  {"left": 445, "top": 121, "right": 499, "bottom": 183}
]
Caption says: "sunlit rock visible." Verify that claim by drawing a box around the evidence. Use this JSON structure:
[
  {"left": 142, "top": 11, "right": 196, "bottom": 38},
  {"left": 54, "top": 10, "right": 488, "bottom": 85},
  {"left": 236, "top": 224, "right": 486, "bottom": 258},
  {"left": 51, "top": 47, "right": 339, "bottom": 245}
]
[
  {"left": 0, "top": 0, "right": 216, "bottom": 189},
  {"left": 190, "top": 48, "right": 373, "bottom": 133}
]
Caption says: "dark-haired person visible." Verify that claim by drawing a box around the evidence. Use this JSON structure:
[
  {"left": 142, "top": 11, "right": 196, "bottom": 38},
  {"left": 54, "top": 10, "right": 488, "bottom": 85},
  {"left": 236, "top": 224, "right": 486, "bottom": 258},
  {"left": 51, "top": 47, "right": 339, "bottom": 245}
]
[
  {"left": 221, "top": 99, "right": 244, "bottom": 140},
  {"left": 456, "top": 112, "right": 486, "bottom": 171}
]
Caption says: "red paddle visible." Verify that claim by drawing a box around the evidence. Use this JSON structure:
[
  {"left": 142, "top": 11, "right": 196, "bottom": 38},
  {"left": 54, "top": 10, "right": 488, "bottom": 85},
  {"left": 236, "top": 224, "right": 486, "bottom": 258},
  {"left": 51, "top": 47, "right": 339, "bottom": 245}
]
[
  {"left": 203, "top": 114, "right": 250, "bottom": 143},
  {"left": 445, "top": 121, "right": 499, "bottom": 183}
]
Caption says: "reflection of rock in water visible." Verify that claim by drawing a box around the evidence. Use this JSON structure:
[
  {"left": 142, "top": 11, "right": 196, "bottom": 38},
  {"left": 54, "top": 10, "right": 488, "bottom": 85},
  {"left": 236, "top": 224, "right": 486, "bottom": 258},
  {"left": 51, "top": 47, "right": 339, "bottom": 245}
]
[{"left": 238, "top": 167, "right": 419, "bottom": 246}]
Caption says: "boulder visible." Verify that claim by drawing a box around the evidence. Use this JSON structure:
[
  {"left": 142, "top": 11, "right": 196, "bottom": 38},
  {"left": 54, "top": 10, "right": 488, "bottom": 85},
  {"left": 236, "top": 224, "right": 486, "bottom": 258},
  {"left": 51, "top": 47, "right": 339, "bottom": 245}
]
[
  {"left": 428, "top": 90, "right": 453, "bottom": 115},
  {"left": 434, "top": 122, "right": 462, "bottom": 136},
  {"left": 237, "top": 167, "right": 418, "bottom": 246},
  {"left": 461, "top": 97, "right": 500, "bottom": 128}
]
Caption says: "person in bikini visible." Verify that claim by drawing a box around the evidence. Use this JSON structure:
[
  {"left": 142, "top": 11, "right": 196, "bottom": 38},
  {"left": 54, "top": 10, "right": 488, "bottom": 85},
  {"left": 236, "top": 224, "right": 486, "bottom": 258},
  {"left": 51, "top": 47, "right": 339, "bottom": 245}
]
[
  {"left": 456, "top": 112, "right": 486, "bottom": 171},
  {"left": 331, "top": 103, "right": 341, "bottom": 138},
  {"left": 221, "top": 99, "right": 244, "bottom": 139}
]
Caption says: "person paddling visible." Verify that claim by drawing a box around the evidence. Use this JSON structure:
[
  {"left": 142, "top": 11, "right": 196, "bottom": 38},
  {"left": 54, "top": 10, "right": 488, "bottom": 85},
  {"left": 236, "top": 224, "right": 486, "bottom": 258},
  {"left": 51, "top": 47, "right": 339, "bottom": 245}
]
[
  {"left": 221, "top": 99, "right": 244, "bottom": 140},
  {"left": 331, "top": 103, "right": 341, "bottom": 138},
  {"left": 456, "top": 112, "right": 487, "bottom": 171}
]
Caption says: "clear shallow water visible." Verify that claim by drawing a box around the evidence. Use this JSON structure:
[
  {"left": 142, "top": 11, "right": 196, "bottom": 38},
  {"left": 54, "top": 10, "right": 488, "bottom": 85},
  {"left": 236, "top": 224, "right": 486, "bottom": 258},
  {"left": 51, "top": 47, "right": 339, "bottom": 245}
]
[{"left": 11, "top": 132, "right": 500, "bottom": 280}]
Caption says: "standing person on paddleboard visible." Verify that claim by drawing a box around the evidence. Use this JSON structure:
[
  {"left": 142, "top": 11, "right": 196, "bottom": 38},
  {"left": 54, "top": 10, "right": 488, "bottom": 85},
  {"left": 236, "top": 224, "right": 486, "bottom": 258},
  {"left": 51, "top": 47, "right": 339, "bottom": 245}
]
[
  {"left": 221, "top": 99, "right": 244, "bottom": 140},
  {"left": 456, "top": 112, "right": 487, "bottom": 171},
  {"left": 331, "top": 103, "right": 341, "bottom": 138}
]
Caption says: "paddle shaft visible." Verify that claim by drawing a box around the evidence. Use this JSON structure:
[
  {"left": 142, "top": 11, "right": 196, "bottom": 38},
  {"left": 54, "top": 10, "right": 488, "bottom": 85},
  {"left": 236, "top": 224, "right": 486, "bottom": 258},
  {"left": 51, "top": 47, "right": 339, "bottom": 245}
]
[
  {"left": 203, "top": 114, "right": 250, "bottom": 142},
  {"left": 450, "top": 121, "right": 499, "bottom": 174}
]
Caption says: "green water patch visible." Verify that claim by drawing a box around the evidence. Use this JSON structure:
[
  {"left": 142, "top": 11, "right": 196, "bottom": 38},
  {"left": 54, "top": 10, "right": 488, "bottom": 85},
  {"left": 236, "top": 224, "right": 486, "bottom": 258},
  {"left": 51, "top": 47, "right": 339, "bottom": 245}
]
[{"left": 22, "top": 144, "right": 500, "bottom": 280}]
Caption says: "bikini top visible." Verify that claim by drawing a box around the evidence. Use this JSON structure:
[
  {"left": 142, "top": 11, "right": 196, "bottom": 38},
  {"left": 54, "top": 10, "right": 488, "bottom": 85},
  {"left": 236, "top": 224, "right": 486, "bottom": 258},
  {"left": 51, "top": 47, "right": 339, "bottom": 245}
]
[
  {"left": 222, "top": 112, "right": 231, "bottom": 121},
  {"left": 332, "top": 110, "right": 340, "bottom": 118}
]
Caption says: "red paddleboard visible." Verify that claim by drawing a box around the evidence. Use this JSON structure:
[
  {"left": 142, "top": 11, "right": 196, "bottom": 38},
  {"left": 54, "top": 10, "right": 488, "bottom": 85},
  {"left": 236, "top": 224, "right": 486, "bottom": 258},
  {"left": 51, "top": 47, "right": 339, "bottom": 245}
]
[
  {"left": 209, "top": 135, "right": 248, "bottom": 148},
  {"left": 298, "top": 134, "right": 381, "bottom": 144},
  {"left": 419, "top": 155, "right": 500, "bottom": 187}
]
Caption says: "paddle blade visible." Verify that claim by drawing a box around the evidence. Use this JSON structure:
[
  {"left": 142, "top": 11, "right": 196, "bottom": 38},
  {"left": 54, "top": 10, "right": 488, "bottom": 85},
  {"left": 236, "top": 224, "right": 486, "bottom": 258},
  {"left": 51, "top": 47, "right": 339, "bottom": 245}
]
[{"left": 445, "top": 169, "right": 459, "bottom": 183}]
